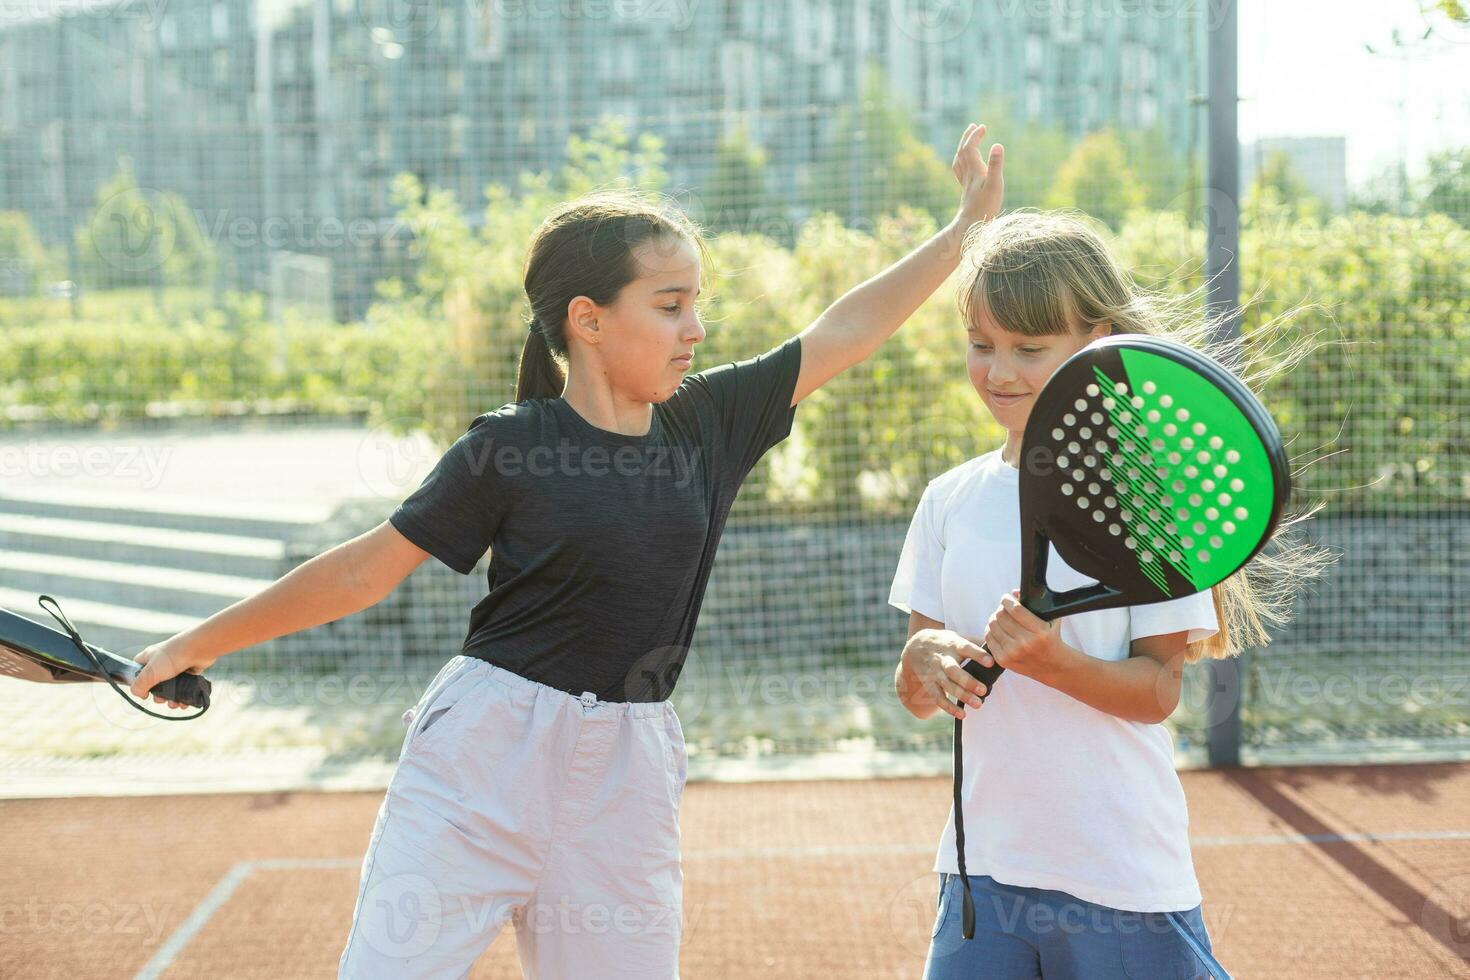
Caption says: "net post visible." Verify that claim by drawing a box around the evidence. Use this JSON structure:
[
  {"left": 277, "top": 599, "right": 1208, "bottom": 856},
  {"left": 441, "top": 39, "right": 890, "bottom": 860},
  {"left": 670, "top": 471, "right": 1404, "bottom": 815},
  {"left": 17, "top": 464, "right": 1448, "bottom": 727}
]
[{"left": 1205, "top": 0, "right": 1243, "bottom": 769}]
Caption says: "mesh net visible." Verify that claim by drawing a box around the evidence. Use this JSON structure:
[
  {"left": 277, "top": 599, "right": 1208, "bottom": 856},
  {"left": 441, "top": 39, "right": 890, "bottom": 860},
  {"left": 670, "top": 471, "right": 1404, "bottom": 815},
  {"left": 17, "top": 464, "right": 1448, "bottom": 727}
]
[{"left": 0, "top": 0, "right": 1467, "bottom": 778}]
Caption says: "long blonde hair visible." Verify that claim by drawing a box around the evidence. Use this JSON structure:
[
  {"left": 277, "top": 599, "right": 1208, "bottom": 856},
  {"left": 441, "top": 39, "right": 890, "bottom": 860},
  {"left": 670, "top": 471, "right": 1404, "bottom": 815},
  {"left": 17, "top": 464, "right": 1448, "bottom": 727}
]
[{"left": 956, "top": 208, "right": 1336, "bottom": 662}]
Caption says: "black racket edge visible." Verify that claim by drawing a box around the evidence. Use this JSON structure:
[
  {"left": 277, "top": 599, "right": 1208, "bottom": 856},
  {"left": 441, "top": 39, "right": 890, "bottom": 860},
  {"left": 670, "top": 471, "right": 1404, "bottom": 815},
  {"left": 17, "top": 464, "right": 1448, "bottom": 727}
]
[
  {"left": 1100, "top": 333, "right": 1294, "bottom": 547},
  {"left": 0, "top": 605, "right": 212, "bottom": 710},
  {"left": 959, "top": 334, "right": 1295, "bottom": 699}
]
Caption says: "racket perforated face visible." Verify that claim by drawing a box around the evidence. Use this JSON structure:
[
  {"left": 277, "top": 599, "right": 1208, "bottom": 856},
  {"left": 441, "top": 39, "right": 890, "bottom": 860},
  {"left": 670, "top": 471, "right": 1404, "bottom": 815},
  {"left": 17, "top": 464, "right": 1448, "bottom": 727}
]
[{"left": 1016, "top": 334, "right": 1290, "bottom": 619}]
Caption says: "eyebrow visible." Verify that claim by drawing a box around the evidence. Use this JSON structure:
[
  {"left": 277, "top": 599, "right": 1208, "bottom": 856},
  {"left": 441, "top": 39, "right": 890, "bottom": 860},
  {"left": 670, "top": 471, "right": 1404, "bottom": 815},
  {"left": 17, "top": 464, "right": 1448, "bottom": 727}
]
[
  {"left": 966, "top": 332, "right": 1047, "bottom": 343},
  {"left": 653, "top": 285, "right": 701, "bottom": 296}
]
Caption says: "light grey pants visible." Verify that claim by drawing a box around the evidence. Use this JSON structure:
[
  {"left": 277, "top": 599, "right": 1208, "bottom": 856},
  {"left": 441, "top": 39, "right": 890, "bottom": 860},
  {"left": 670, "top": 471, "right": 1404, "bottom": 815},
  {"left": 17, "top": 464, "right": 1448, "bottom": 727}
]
[{"left": 339, "top": 656, "right": 688, "bottom": 979}]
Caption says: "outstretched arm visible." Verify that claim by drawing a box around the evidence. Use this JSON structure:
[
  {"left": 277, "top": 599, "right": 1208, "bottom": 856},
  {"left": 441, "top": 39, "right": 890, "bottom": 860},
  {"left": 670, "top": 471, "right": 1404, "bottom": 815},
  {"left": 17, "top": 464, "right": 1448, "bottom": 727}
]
[
  {"left": 128, "top": 521, "right": 430, "bottom": 707},
  {"left": 789, "top": 122, "right": 1005, "bottom": 406}
]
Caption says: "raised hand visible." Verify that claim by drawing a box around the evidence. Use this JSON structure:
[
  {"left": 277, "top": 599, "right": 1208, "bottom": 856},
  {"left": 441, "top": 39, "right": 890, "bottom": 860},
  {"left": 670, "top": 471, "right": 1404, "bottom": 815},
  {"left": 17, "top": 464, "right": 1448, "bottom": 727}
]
[{"left": 952, "top": 122, "right": 1005, "bottom": 226}]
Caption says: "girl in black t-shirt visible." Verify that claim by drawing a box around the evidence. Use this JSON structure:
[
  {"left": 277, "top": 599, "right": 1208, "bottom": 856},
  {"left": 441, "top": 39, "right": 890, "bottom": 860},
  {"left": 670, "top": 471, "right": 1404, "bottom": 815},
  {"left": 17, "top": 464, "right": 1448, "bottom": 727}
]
[{"left": 132, "top": 124, "right": 1005, "bottom": 977}]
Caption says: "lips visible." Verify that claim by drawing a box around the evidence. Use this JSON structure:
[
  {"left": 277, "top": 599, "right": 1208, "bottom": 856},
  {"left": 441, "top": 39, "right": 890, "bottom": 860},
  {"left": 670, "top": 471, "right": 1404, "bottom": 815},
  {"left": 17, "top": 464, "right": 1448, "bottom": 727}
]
[
  {"left": 672, "top": 354, "right": 693, "bottom": 369},
  {"left": 989, "top": 390, "right": 1029, "bottom": 401}
]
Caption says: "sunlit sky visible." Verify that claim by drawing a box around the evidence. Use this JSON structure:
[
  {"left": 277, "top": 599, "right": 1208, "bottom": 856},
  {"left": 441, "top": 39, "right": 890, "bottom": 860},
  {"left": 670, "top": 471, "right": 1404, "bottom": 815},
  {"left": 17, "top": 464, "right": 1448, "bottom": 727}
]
[{"left": 1240, "top": 0, "right": 1470, "bottom": 186}]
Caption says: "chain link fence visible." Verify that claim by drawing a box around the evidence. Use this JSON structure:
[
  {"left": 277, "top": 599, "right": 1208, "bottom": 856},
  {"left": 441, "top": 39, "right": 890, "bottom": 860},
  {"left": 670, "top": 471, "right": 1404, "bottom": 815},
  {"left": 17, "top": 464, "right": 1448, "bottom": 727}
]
[{"left": 1, "top": 0, "right": 1467, "bottom": 775}]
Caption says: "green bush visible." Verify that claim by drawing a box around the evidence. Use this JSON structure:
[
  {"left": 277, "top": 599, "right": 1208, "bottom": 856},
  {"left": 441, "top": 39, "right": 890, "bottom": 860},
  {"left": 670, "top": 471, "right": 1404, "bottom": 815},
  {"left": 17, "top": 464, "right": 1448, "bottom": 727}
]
[
  {"left": 0, "top": 211, "right": 54, "bottom": 296},
  {"left": 4, "top": 123, "right": 1466, "bottom": 515},
  {"left": 0, "top": 291, "right": 442, "bottom": 426}
]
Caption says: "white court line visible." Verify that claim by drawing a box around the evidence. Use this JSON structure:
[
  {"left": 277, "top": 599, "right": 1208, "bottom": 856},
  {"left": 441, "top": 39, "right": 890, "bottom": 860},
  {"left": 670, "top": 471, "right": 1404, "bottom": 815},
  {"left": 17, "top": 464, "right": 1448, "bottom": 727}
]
[
  {"left": 683, "top": 830, "right": 1470, "bottom": 861},
  {"left": 685, "top": 843, "right": 932, "bottom": 860},
  {"left": 1190, "top": 829, "right": 1470, "bottom": 848},
  {"left": 135, "top": 832, "right": 1470, "bottom": 976},
  {"left": 134, "top": 858, "right": 359, "bottom": 980}
]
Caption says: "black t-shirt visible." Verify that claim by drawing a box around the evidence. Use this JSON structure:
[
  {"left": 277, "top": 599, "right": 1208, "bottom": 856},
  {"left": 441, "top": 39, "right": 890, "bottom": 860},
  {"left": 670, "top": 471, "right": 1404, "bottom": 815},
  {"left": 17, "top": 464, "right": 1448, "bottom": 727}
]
[{"left": 388, "top": 336, "right": 803, "bottom": 701}]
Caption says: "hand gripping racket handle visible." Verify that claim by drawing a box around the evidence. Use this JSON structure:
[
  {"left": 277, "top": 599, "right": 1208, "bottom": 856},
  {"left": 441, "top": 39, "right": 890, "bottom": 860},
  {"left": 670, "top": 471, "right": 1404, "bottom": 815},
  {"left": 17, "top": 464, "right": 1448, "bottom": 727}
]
[
  {"left": 962, "top": 651, "right": 1005, "bottom": 703},
  {"left": 148, "top": 672, "right": 212, "bottom": 709}
]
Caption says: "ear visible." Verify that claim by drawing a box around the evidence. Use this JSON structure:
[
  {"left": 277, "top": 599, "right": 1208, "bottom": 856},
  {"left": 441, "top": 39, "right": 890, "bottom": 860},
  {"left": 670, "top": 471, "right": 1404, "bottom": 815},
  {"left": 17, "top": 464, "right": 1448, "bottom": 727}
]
[
  {"left": 1087, "top": 319, "right": 1114, "bottom": 341},
  {"left": 565, "top": 296, "right": 602, "bottom": 345}
]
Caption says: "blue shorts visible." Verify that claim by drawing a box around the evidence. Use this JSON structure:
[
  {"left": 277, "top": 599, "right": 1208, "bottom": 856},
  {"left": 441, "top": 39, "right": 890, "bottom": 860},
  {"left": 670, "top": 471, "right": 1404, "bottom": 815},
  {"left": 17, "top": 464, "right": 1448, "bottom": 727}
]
[{"left": 923, "top": 873, "right": 1220, "bottom": 980}]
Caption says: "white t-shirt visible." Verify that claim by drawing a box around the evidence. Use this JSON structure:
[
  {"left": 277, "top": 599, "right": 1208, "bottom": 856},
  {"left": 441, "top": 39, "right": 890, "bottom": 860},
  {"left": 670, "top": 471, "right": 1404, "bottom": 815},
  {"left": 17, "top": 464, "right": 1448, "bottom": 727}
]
[{"left": 889, "top": 448, "right": 1220, "bottom": 912}]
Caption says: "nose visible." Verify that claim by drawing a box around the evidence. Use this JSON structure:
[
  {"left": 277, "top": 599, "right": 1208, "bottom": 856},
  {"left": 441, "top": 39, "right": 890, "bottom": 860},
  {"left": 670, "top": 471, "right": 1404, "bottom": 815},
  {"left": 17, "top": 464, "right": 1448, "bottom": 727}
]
[
  {"left": 686, "top": 313, "right": 706, "bottom": 345},
  {"left": 989, "top": 354, "right": 1018, "bottom": 383}
]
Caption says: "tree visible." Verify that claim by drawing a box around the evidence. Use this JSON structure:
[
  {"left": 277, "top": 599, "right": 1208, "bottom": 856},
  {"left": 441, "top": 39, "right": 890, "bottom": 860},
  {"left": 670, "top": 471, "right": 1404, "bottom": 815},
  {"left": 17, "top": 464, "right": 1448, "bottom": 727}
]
[
  {"left": 964, "top": 98, "right": 1194, "bottom": 216},
  {"left": 380, "top": 117, "right": 676, "bottom": 444},
  {"left": 1427, "top": 0, "right": 1468, "bottom": 30},
  {"left": 959, "top": 95, "right": 1072, "bottom": 213},
  {"left": 699, "top": 124, "right": 774, "bottom": 236},
  {"left": 807, "top": 68, "right": 956, "bottom": 229},
  {"left": 0, "top": 212, "right": 52, "bottom": 296},
  {"left": 1419, "top": 148, "right": 1470, "bottom": 228},
  {"left": 1244, "top": 150, "right": 1323, "bottom": 221},
  {"left": 1044, "top": 130, "right": 1147, "bottom": 230},
  {"left": 1346, "top": 160, "right": 1413, "bottom": 217},
  {"left": 74, "top": 161, "right": 214, "bottom": 291},
  {"left": 1120, "top": 126, "right": 1200, "bottom": 214}
]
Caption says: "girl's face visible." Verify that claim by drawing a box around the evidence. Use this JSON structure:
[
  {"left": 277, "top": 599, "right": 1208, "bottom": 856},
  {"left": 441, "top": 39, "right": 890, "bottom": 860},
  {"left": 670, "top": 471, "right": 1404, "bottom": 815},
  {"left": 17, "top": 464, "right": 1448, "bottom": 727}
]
[
  {"left": 966, "top": 302, "right": 1112, "bottom": 435},
  {"left": 593, "top": 236, "right": 707, "bottom": 403}
]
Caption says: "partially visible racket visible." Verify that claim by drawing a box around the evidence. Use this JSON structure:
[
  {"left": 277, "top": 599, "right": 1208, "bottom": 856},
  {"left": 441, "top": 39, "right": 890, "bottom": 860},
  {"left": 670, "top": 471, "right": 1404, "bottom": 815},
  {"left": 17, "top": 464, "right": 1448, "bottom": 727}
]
[
  {"left": 0, "top": 596, "right": 210, "bottom": 718},
  {"left": 949, "top": 333, "right": 1290, "bottom": 949}
]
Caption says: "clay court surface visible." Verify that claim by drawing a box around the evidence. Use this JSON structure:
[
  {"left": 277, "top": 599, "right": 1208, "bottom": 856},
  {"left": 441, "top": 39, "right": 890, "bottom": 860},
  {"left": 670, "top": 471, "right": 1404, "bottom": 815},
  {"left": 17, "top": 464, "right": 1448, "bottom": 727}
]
[{"left": 3, "top": 763, "right": 1469, "bottom": 979}]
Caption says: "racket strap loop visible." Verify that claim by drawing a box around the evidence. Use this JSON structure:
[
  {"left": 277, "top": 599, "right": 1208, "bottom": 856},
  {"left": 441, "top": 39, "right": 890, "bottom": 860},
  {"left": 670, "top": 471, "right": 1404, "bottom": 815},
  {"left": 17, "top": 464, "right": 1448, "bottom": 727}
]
[
  {"left": 953, "top": 713, "right": 977, "bottom": 940},
  {"left": 1166, "top": 910, "right": 1233, "bottom": 980},
  {"left": 951, "top": 706, "right": 1231, "bottom": 977},
  {"left": 37, "top": 595, "right": 208, "bottom": 721}
]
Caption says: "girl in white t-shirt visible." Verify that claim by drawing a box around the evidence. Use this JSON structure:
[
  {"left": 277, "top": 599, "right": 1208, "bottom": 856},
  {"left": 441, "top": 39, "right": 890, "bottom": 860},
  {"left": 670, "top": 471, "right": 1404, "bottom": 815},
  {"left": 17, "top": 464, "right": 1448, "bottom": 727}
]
[{"left": 890, "top": 211, "right": 1326, "bottom": 979}]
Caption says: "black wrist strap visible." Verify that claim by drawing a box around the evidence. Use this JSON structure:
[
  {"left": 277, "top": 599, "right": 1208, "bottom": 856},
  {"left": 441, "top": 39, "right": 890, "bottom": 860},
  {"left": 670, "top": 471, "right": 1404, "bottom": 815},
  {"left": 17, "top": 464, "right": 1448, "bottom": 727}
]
[{"left": 39, "top": 596, "right": 208, "bottom": 722}]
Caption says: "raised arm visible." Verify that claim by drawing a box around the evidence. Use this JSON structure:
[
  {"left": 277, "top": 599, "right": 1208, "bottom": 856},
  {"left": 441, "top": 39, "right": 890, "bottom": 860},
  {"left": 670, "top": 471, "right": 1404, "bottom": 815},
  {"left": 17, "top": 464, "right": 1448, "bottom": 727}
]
[{"left": 790, "top": 123, "right": 1005, "bottom": 406}]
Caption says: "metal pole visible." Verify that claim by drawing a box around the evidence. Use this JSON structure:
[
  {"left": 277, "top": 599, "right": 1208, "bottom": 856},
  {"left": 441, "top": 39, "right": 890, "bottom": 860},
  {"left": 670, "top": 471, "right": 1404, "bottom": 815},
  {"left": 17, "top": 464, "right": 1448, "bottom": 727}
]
[
  {"left": 57, "top": 19, "right": 82, "bottom": 320},
  {"left": 1204, "top": 0, "right": 1243, "bottom": 768}
]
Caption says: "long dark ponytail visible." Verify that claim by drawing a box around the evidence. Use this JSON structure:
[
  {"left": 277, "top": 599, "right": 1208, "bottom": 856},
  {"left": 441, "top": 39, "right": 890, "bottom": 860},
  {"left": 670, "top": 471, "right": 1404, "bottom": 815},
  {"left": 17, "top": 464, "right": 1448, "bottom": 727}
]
[{"left": 516, "top": 191, "right": 704, "bottom": 402}]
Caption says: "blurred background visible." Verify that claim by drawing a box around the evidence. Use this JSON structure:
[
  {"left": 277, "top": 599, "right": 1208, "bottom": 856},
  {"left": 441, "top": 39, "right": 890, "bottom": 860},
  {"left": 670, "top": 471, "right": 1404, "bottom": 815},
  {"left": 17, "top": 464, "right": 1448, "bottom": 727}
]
[{"left": 0, "top": 0, "right": 1467, "bottom": 791}]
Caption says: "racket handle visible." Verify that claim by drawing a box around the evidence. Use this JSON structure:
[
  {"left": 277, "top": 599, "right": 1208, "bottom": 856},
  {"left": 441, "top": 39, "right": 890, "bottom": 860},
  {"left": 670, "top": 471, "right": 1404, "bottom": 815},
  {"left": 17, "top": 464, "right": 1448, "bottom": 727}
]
[
  {"left": 962, "top": 647, "right": 1006, "bottom": 703},
  {"left": 149, "top": 672, "right": 212, "bottom": 709}
]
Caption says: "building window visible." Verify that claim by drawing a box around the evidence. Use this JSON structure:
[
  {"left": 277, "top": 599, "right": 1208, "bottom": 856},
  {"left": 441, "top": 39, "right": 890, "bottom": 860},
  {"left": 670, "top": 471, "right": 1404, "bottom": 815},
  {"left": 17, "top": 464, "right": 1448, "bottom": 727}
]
[
  {"left": 449, "top": 113, "right": 464, "bottom": 155},
  {"left": 469, "top": 0, "right": 503, "bottom": 60},
  {"left": 1052, "top": 3, "right": 1079, "bottom": 43}
]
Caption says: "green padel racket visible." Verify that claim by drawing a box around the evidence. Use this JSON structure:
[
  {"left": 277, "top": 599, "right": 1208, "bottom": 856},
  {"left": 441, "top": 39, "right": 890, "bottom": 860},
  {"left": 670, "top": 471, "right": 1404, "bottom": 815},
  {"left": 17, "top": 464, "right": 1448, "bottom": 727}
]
[{"left": 950, "top": 334, "right": 1290, "bottom": 946}]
